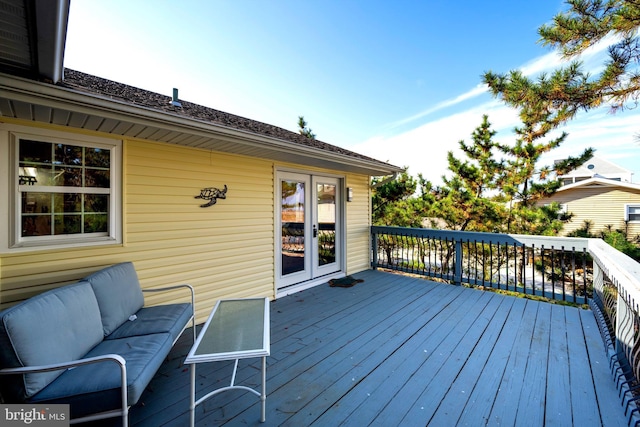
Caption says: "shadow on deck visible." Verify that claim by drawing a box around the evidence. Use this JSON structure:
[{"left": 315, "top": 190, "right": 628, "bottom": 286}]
[{"left": 104, "top": 270, "right": 627, "bottom": 426}]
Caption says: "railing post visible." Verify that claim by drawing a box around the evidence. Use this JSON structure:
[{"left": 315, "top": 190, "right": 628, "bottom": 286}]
[
  {"left": 454, "top": 239, "right": 462, "bottom": 285},
  {"left": 371, "top": 228, "right": 378, "bottom": 270}
]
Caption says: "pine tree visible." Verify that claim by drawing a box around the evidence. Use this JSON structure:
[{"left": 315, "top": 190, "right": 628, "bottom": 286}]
[
  {"left": 297, "top": 116, "right": 316, "bottom": 139},
  {"left": 426, "top": 114, "right": 587, "bottom": 236},
  {"left": 427, "top": 115, "right": 505, "bottom": 232},
  {"left": 372, "top": 171, "right": 423, "bottom": 227},
  {"left": 483, "top": 64, "right": 594, "bottom": 234},
  {"left": 538, "top": 0, "right": 640, "bottom": 113}
]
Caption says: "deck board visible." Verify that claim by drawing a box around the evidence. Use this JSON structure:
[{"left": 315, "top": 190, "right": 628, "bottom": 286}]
[
  {"left": 86, "top": 270, "right": 629, "bottom": 426},
  {"left": 484, "top": 299, "right": 540, "bottom": 426},
  {"left": 455, "top": 296, "right": 528, "bottom": 425},
  {"left": 546, "top": 305, "right": 572, "bottom": 425},
  {"left": 565, "top": 307, "right": 602, "bottom": 426},
  {"left": 427, "top": 295, "right": 517, "bottom": 426},
  {"left": 514, "top": 301, "right": 551, "bottom": 426}
]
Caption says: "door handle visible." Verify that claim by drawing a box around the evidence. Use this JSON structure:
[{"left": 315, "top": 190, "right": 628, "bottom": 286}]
[{"left": 313, "top": 224, "right": 318, "bottom": 238}]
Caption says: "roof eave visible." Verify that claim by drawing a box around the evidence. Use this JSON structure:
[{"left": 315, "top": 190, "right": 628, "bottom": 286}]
[
  {"left": 558, "top": 177, "right": 640, "bottom": 192},
  {"left": 0, "top": 73, "right": 402, "bottom": 176}
]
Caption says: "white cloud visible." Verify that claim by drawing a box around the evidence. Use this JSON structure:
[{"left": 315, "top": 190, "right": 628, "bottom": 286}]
[
  {"left": 358, "top": 94, "right": 640, "bottom": 184},
  {"left": 358, "top": 33, "right": 640, "bottom": 184},
  {"left": 354, "top": 100, "right": 521, "bottom": 183},
  {"left": 384, "top": 84, "right": 489, "bottom": 130}
]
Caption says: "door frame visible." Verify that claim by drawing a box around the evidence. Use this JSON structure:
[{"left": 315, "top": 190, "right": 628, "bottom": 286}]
[{"left": 275, "top": 169, "right": 346, "bottom": 297}]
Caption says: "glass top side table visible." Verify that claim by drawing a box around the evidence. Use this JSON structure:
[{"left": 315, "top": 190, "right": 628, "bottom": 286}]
[{"left": 185, "top": 298, "right": 270, "bottom": 425}]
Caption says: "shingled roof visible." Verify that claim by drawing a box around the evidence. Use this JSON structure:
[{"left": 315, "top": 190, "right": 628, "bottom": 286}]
[{"left": 58, "top": 69, "right": 394, "bottom": 168}]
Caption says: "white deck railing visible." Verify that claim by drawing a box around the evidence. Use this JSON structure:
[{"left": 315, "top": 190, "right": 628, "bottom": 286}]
[
  {"left": 371, "top": 226, "right": 591, "bottom": 304},
  {"left": 589, "top": 238, "right": 640, "bottom": 423}
]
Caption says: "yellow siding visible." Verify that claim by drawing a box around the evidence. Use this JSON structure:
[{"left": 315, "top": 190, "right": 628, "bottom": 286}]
[
  {"left": 1, "top": 135, "right": 275, "bottom": 322},
  {"left": 0, "top": 123, "right": 376, "bottom": 323},
  {"left": 346, "top": 173, "right": 372, "bottom": 274},
  {"left": 543, "top": 186, "right": 640, "bottom": 238}
]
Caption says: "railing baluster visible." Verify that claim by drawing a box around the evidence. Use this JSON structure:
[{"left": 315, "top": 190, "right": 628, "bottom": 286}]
[
  {"left": 582, "top": 248, "right": 587, "bottom": 300},
  {"left": 496, "top": 243, "right": 502, "bottom": 289},
  {"left": 489, "top": 242, "right": 494, "bottom": 287},
  {"left": 474, "top": 240, "right": 478, "bottom": 286},
  {"left": 552, "top": 246, "right": 557, "bottom": 300},
  {"left": 571, "top": 247, "right": 576, "bottom": 304},
  {"left": 520, "top": 246, "right": 527, "bottom": 295},
  {"left": 561, "top": 246, "right": 566, "bottom": 302},
  {"left": 531, "top": 245, "right": 536, "bottom": 297},
  {"left": 540, "top": 249, "right": 547, "bottom": 296},
  {"left": 369, "top": 226, "right": 595, "bottom": 305},
  {"left": 505, "top": 243, "right": 509, "bottom": 291}
]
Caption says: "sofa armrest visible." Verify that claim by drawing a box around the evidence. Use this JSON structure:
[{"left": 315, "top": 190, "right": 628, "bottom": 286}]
[
  {"left": 0, "top": 353, "right": 126, "bottom": 375},
  {"left": 142, "top": 284, "right": 196, "bottom": 343},
  {"left": 0, "top": 354, "right": 129, "bottom": 426}
]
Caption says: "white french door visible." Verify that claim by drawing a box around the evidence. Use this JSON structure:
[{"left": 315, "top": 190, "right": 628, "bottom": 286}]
[{"left": 276, "top": 172, "right": 342, "bottom": 291}]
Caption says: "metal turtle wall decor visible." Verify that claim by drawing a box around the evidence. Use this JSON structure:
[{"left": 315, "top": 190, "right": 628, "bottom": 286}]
[{"left": 195, "top": 185, "right": 227, "bottom": 207}]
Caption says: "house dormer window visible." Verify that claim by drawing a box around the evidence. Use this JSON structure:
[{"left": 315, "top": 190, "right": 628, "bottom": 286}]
[{"left": 1, "top": 124, "right": 122, "bottom": 251}]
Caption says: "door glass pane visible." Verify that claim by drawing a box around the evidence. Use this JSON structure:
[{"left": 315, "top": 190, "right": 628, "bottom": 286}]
[
  {"left": 282, "top": 180, "right": 305, "bottom": 275},
  {"left": 317, "top": 183, "right": 336, "bottom": 266}
]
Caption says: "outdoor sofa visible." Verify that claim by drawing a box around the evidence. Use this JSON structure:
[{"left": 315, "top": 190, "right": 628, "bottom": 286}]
[{"left": 0, "top": 262, "right": 195, "bottom": 426}]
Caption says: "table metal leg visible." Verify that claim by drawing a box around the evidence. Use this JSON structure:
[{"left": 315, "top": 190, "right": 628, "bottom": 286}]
[
  {"left": 261, "top": 356, "right": 266, "bottom": 422},
  {"left": 190, "top": 364, "right": 196, "bottom": 427}
]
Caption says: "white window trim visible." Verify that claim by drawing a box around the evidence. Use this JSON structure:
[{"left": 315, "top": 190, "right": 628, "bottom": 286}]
[
  {"left": 0, "top": 124, "right": 122, "bottom": 253},
  {"left": 625, "top": 203, "right": 640, "bottom": 222}
]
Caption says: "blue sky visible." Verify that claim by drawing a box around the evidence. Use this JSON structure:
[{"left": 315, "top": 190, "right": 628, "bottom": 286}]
[{"left": 64, "top": 0, "right": 640, "bottom": 183}]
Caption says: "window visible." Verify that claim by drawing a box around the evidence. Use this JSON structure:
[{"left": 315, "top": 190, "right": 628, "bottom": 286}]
[
  {"left": 2, "top": 125, "right": 122, "bottom": 250},
  {"left": 626, "top": 204, "right": 640, "bottom": 222}
]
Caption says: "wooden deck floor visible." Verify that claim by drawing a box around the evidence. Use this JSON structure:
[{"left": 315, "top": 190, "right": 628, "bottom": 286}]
[{"left": 120, "top": 270, "right": 627, "bottom": 426}]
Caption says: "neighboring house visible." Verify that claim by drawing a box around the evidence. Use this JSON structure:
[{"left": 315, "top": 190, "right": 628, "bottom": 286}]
[
  {"left": 0, "top": 1, "right": 402, "bottom": 321},
  {"left": 557, "top": 155, "right": 634, "bottom": 185},
  {"left": 542, "top": 177, "right": 640, "bottom": 238}
]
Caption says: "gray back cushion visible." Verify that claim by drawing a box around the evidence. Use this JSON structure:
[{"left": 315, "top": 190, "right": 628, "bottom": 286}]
[
  {"left": 0, "top": 281, "right": 104, "bottom": 398},
  {"left": 85, "top": 262, "right": 144, "bottom": 336}
]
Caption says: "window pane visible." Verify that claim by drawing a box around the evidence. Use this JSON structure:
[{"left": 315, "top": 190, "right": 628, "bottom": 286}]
[
  {"left": 53, "top": 167, "right": 82, "bottom": 187},
  {"left": 85, "top": 148, "right": 110, "bottom": 168},
  {"left": 22, "top": 192, "right": 51, "bottom": 213},
  {"left": 85, "top": 194, "right": 108, "bottom": 213},
  {"left": 16, "top": 136, "right": 116, "bottom": 243},
  {"left": 54, "top": 193, "right": 82, "bottom": 213},
  {"left": 19, "top": 165, "right": 56, "bottom": 186},
  {"left": 54, "top": 215, "right": 81, "bottom": 235},
  {"left": 19, "top": 140, "right": 52, "bottom": 164},
  {"left": 84, "top": 214, "right": 108, "bottom": 233},
  {"left": 281, "top": 180, "right": 305, "bottom": 275},
  {"left": 22, "top": 215, "right": 51, "bottom": 236},
  {"left": 54, "top": 144, "right": 82, "bottom": 166},
  {"left": 85, "top": 169, "right": 110, "bottom": 188}
]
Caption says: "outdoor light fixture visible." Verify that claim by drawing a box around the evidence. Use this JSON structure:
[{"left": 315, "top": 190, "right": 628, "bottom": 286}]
[{"left": 347, "top": 187, "right": 353, "bottom": 202}]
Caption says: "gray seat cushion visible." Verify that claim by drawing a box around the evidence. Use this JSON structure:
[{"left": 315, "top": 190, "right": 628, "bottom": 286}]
[
  {"left": 84, "top": 262, "right": 145, "bottom": 336},
  {"left": 106, "top": 303, "right": 192, "bottom": 342},
  {"left": 0, "top": 281, "right": 103, "bottom": 399},
  {"left": 28, "top": 332, "right": 173, "bottom": 418}
]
